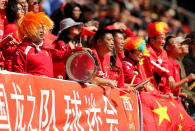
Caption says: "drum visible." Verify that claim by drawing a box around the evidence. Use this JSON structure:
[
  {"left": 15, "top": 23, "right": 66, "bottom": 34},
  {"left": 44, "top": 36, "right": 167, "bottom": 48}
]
[{"left": 65, "top": 51, "right": 99, "bottom": 83}]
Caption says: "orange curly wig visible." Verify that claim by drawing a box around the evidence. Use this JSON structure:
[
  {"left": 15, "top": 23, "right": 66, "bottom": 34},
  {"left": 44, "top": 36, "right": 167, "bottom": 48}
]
[{"left": 18, "top": 11, "right": 54, "bottom": 41}]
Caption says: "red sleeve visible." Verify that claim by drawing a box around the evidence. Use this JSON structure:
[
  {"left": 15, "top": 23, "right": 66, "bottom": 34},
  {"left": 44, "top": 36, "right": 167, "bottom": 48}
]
[
  {"left": 13, "top": 48, "right": 26, "bottom": 73},
  {"left": 159, "top": 77, "right": 171, "bottom": 94},
  {"left": 117, "top": 65, "right": 125, "bottom": 88},
  {"left": 122, "top": 62, "right": 142, "bottom": 84},
  {"left": 0, "top": 51, "right": 5, "bottom": 68},
  {"left": 124, "top": 27, "right": 135, "bottom": 37},
  {"left": 115, "top": 57, "right": 124, "bottom": 88},
  {"left": 51, "top": 47, "right": 83, "bottom": 62}
]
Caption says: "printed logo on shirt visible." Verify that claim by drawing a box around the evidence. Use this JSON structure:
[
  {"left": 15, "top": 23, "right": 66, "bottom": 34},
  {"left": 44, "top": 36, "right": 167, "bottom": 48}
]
[
  {"left": 157, "top": 58, "right": 162, "bottom": 64},
  {"left": 104, "top": 66, "right": 109, "bottom": 69},
  {"left": 15, "top": 51, "right": 19, "bottom": 55},
  {"left": 97, "top": 71, "right": 107, "bottom": 78},
  {"left": 126, "top": 65, "right": 130, "bottom": 70}
]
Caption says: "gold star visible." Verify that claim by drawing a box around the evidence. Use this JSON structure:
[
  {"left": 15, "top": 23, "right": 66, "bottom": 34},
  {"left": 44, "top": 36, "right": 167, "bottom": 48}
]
[
  {"left": 179, "top": 113, "right": 184, "bottom": 120},
  {"left": 152, "top": 101, "right": 171, "bottom": 126},
  {"left": 160, "top": 98, "right": 166, "bottom": 101},
  {"left": 178, "top": 123, "right": 182, "bottom": 131},
  {"left": 170, "top": 101, "right": 175, "bottom": 107}
]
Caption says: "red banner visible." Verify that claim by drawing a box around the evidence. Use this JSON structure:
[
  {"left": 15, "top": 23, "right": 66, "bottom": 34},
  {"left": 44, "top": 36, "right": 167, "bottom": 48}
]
[{"left": 0, "top": 71, "right": 140, "bottom": 130}]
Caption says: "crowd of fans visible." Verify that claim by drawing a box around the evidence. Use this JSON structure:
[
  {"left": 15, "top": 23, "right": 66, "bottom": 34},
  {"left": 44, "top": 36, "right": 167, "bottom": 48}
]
[{"left": 0, "top": 0, "right": 195, "bottom": 120}]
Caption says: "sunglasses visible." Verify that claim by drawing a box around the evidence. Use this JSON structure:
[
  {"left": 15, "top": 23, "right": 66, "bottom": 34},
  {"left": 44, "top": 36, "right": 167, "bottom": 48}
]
[{"left": 32, "top": 1, "right": 40, "bottom": 5}]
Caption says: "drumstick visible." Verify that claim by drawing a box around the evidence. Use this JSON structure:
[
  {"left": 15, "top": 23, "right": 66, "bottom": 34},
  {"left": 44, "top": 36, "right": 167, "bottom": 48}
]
[{"left": 130, "top": 71, "right": 138, "bottom": 85}]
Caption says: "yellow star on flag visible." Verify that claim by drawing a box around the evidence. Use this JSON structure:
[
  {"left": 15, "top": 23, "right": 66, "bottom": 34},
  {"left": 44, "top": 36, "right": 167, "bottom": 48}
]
[
  {"left": 152, "top": 101, "right": 171, "bottom": 126},
  {"left": 160, "top": 98, "right": 166, "bottom": 101},
  {"left": 170, "top": 101, "right": 175, "bottom": 107},
  {"left": 179, "top": 113, "right": 184, "bottom": 120},
  {"left": 178, "top": 123, "right": 182, "bottom": 131}
]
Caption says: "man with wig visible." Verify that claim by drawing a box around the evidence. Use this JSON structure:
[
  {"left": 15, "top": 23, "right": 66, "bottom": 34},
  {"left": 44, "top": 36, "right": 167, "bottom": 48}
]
[
  {"left": 122, "top": 37, "right": 148, "bottom": 85},
  {"left": 143, "top": 22, "right": 175, "bottom": 94},
  {"left": 13, "top": 12, "right": 90, "bottom": 78}
]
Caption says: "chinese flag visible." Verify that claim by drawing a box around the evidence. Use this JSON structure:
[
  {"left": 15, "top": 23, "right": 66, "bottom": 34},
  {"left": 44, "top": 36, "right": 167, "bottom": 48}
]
[
  {"left": 140, "top": 92, "right": 195, "bottom": 131},
  {"left": 81, "top": 27, "right": 96, "bottom": 36}
]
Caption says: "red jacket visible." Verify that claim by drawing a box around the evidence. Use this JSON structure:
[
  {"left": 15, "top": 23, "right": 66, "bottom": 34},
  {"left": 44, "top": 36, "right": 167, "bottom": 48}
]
[
  {"left": 0, "top": 10, "right": 6, "bottom": 68},
  {"left": 146, "top": 44, "right": 169, "bottom": 76},
  {"left": 13, "top": 40, "right": 79, "bottom": 77},
  {"left": 53, "top": 40, "right": 82, "bottom": 79},
  {"left": 144, "top": 45, "right": 170, "bottom": 88},
  {"left": 2, "top": 23, "right": 19, "bottom": 71},
  {"left": 122, "top": 58, "right": 142, "bottom": 84},
  {"left": 0, "top": 10, "right": 6, "bottom": 40}
]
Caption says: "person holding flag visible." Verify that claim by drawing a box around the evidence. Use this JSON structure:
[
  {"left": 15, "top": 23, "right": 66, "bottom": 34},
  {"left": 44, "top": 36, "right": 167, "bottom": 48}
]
[{"left": 143, "top": 21, "right": 175, "bottom": 94}]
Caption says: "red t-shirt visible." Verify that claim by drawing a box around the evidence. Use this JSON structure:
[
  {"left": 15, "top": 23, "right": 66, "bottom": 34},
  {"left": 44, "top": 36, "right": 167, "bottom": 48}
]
[
  {"left": 91, "top": 48, "right": 124, "bottom": 88},
  {"left": 162, "top": 57, "right": 181, "bottom": 96}
]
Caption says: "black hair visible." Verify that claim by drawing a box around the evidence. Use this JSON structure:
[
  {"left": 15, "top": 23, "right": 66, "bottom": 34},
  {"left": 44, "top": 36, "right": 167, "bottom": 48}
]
[
  {"left": 124, "top": 49, "right": 135, "bottom": 57},
  {"left": 82, "top": 4, "right": 95, "bottom": 13},
  {"left": 93, "top": 29, "right": 113, "bottom": 45},
  {"left": 186, "top": 32, "right": 195, "bottom": 53},
  {"left": 112, "top": 30, "right": 123, "bottom": 37},
  {"left": 164, "top": 35, "right": 176, "bottom": 50},
  {"left": 64, "top": 2, "right": 82, "bottom": 22},
  {"left": 186, "top": 32, "right": 195, "bottom": 45},
  {"left": 5, "top": 0, "right": 22, "bottom": 23},
  {"left": 57, "top": 28, "right": 80, "bottom": 44}
]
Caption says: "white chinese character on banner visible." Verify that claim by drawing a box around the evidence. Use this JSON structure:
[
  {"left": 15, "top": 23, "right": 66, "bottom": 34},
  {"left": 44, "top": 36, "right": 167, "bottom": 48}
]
[
  {"left": 63, "top": 91, "right": 83, "bottom": 131},
  {"left": 102, "top": 95, "right": 118, "bottom": 131},
  {"left": 85, "top": 93, "right": 102, "bottom": 131},
  {"left": 0, "top": 84, "right": 11, "bottom": 131},
  {"left": 27, "top": 85, "right": 37, "bottom": 131},
  {"left": 10, "top": 83, "right": 26, "bottom": 130},
  {"left": 122, "top": 98, "right": 133, "bottom": 111},
  {"left": 39, "top": 90, "right": 58, "bottom": 131}
]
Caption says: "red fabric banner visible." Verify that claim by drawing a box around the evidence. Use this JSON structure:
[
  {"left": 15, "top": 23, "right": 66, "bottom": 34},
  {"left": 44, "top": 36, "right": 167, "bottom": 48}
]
[
  {"left": 0, "top": 71, "right": 140, "bottom": 130},
  {"left": 140, "top": 92, "right": 195, "bottom": 131}
]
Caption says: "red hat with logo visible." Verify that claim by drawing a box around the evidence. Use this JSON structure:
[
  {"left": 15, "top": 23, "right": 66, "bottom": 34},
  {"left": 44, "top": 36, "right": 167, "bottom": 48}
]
[{"left": 147, "top": 22, "right": 169, "bottom": 38}]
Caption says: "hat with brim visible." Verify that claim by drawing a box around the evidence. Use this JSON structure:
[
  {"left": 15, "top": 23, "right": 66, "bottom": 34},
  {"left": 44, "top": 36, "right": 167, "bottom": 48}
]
[{"left": 57, "top": 18, "right": 83, "bottom": 37}]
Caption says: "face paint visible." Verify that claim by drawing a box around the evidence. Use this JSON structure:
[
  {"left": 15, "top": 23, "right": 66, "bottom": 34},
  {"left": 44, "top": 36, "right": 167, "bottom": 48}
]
[
  {"left": 171, "top": 44, "right": 177, "bottom": 48},
  {"left": 136, "top": 52, "right": 141, "bottom": 56}
]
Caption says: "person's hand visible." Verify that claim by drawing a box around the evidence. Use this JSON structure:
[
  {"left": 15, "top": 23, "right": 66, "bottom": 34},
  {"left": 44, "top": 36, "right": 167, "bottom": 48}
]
[
  {"left": 179, "top": 92, "right": 187, "bottom": 98},
  {"left": 6, "top": 38, "right": 19, "bottom": 45},
  {"left": 125, "top": 83, "right": 136, "bottom": 92},
  {"left": 85, "top": 20, "right": 99, "bottom": 29},
  {"left": 168, "top": 76, "right": 175, "bottom": 89},
  {"left": 85, "top": 26, "right": 98, "bottom": 32},
  {"left": 193, "top": 96, "right": 195, "bottom": 106},
  {"left": 0, "top": 66, "right": 4, "bottom": 70},
  {"left": 82, "top": 47, "right": 93, "bottom": 54},
  {"left": 113, "top": 22, "right": 127, "bottom": 31},
  {"left": 166, "top": 92, "right": 174, "bottom": 99},
  {"left": 186, "top": 73, "right": 195, "bottom": 82}
]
